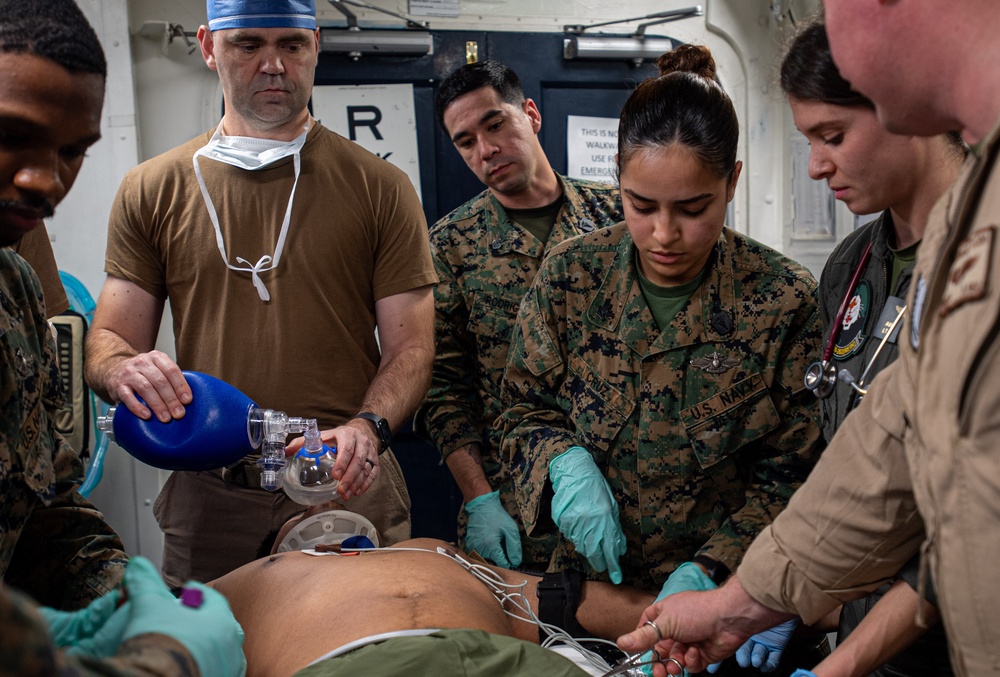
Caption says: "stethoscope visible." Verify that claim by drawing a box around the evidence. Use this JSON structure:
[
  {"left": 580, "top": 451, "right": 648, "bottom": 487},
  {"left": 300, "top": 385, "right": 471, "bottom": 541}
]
[{"left": 804, "top": 240, "right": 908, "bottom": 401}]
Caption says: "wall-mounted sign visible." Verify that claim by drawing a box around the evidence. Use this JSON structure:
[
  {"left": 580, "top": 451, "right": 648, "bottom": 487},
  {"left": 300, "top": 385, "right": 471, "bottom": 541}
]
[
  {"left": 409, "top": 0, "right": 460, "bottom": 18},
  {"left": 566, "top": 114, "right": 619, "bottom": 184},
  {"left": 312, "top": 83, "right": 423, "bottom": 201}
]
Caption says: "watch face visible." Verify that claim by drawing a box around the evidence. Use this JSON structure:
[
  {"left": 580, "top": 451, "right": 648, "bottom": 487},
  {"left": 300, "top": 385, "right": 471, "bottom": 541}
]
[
  {"left": 376, "top": 419, "right": 390, "bottom": 443},
  {"left": 358, "top": 413, "right": 390, "bottom": 451}
]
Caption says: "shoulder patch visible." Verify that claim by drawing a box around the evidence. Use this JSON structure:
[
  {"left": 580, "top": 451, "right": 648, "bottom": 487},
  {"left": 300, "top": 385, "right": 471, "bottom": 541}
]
[{"left": 939, "top": 225, "right": 994, "bottom": 317}]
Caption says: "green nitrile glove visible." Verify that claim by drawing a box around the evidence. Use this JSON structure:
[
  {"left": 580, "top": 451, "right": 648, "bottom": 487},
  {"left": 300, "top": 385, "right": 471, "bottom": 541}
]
[
  {"left": 654, "top": 561, "right": 717, "bottom": 603},
  {"left": 40, "top": 589, "right": 128, "bottom": 657},
  {"left": 67, "top": 603, "right": 133, "bottom": 659},
  {"left": 119, "top": 556, "right": 247, "bottom": 677},
  {"left": 465, "top": 490, "right": 524, "bottom": 568},
  {"left": 641, "top": 563, "right": 719, "bottom": 676},
  {"left": 549, "top": 446, "right": 626, "bottom": 584}
]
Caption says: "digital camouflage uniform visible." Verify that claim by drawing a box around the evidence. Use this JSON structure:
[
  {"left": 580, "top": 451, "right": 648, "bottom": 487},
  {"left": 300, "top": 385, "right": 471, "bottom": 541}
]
[
  {"left": 420, "top": 175, "right": 622, "bottom": 568},
  {"left": 13, "top": 224, "right": 70, "bottom": 318},
  {"left": 0, "top": 583, "right": 198, "bottom": 677},
  {"left": 0, "top": 249, "right": 126, "bottom": 609},
  {"left": 499, "top": 224, "right": 825, "bottom": 590}
]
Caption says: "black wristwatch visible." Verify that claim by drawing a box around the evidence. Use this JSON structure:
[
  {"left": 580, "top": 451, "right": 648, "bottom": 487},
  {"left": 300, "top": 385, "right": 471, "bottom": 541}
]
[
  {"left": 354, "top": 412, "right": 391, "bottom": 454},
  {"left": 693, "top": 554, "right": 731, "bottom": 586}
]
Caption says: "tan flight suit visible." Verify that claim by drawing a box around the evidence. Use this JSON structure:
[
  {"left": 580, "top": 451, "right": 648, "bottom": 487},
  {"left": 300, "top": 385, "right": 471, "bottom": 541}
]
[{"left": 738, "top": 119, "right": 1000, "bottom": 675}]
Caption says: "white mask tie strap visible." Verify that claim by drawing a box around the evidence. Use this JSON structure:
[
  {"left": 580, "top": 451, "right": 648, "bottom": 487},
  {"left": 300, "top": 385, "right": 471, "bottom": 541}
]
[
  {"left": 192, "top": 122, "right": 307, "bottom": 302},
  {"left": 236, "top": 254, "right": 275, "bottom": 302}
]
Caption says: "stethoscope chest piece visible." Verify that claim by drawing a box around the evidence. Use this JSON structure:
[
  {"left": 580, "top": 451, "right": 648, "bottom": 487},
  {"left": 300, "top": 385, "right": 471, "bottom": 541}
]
[
  {"left": 804, "top": 360, "right": 837, "bottom": 398},
  {"left": 807, "top": 239, "right": 876, "bottom": 401}
]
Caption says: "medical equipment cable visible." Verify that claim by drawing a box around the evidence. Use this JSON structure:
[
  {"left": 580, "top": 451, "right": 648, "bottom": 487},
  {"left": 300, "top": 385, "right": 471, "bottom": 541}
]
[
  {"left": 79, "top": 409, "right": 109, "bottom": 498},
  {"left": 338, "top": 545, "right": 655, "bottom": 676}
]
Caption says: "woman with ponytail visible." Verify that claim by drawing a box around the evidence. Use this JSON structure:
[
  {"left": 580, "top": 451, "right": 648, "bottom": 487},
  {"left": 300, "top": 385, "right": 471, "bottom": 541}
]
[{"left": 499, "top": 44, "right": 826, "bottom": 674}]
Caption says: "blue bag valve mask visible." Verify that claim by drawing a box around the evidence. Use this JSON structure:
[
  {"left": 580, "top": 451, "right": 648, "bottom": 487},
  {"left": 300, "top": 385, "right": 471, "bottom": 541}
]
[
  {"left": 97, "top": 371, "right": 257, "bottom": 470},
  {"left": 97, "top": 370, "right": 318, "bottom": 493}
]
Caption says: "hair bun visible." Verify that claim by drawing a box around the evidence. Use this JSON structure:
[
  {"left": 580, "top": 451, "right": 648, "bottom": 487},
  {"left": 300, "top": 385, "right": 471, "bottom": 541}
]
[{"left": 657, "top": 44, "right": 717, "bottom": 80}]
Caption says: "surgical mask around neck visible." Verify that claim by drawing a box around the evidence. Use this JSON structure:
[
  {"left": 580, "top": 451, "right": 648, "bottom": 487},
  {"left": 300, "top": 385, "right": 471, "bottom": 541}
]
[
  {"left": 192, "top": 121, "right": 310, "bottom": 301},
  {"left": 276, "top": 509, "right": 380, "bottom": 553},
  {"left": 200, "top": 131, "right": 306, "bottom": 170}
]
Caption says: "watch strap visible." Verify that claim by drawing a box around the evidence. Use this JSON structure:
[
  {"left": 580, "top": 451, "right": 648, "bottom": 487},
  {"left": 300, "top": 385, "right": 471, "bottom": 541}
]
[
  {"left": 354, "top": 412, "right": 391, "bottom": 454},
  {"left": 692, "top": 554, "right": 731, "bottom": 586}
]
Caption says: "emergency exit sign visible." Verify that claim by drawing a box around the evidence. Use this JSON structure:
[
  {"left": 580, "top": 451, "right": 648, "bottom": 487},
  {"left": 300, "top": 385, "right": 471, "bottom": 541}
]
[{"left": 409, "top": 0, "right": 460, "bottom": 18}]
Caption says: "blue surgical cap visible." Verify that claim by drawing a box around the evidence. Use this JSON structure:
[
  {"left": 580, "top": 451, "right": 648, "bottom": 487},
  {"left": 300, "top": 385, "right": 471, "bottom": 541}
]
[{"left": 207, "top": 0, "right": 317, "bottom": 31}]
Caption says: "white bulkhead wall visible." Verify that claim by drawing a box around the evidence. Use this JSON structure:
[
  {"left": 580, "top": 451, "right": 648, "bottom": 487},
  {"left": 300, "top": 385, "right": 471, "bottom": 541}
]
[
  {"left": 54, "top": 0, "right": 826, "bottom": 564},
  {"left": 124, "top": 0, "right": 814, "bottom": 249}
]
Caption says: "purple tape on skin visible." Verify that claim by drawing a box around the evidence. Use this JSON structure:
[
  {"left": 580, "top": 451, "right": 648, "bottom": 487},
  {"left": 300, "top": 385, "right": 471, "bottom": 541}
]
[{"left": 180, "top": 588, "right": 204, "bottom": 609}]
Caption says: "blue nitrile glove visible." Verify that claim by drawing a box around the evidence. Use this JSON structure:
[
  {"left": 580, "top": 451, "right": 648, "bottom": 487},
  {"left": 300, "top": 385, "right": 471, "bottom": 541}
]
[
  {"left": 642, "top": 563, "right": 719, "bottom": 675},
  {"left": 465, "top": 490, "right": 523, "bottom": 568},
  {"left": 549, "top": 446, "right": 626, "bottom": 584},
  {"left": 790, "top": 670, "right": 816, "bottom": 677},
  {"left": 120, "top": 557, "right": 247, "bottom": 677},
  {"left": 734, "top": 618, "right": 799, "bottom": 672},
  {"left": 40, "top": 589, "right": 129, "bottom": 657}
]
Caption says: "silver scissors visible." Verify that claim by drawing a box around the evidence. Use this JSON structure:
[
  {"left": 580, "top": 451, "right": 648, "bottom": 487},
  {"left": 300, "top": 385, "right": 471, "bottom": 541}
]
[{"left": 601, "top": 649, "right": 685, "bottom": 676}]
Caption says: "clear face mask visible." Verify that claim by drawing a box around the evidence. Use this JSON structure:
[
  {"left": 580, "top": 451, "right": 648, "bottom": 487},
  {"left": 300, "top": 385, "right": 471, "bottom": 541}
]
[
  {"left": 282, "top": 426, "right": 341, "bottom": 505},
  {"left": 276, "top": 509, "right": 380, "bottom": 553},
  {"left": 192, "top": 121, "right": 310, "bottom": 301}
]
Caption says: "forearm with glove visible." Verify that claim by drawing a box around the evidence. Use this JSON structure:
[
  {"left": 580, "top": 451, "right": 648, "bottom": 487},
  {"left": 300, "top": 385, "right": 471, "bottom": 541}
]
[{"left": 549, "top": 446, "right": 626, "bottom": 585}]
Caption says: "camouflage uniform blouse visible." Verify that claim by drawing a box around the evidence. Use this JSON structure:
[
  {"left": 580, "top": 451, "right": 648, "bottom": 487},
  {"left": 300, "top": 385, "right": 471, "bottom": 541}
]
[
  {"left": 0, "top": 249, "right": 125, "bottom": 609},
  {"left": 0, "top": 583, "right": 198, "bottom": 677},
  {"left": 499, "top": 224, "right": 825, "bottom": 589},
  {"left": 420, "top": 175, "right": 621, "bottom": 565}
]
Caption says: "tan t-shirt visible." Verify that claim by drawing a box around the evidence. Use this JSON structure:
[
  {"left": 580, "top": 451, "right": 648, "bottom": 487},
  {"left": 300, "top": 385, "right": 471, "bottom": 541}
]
[
  {"left": 105, "top": 123, "right": 436, "bottom": 427},
  {"left": 12, "top": 225, "right": 69, "bottom": 318}
]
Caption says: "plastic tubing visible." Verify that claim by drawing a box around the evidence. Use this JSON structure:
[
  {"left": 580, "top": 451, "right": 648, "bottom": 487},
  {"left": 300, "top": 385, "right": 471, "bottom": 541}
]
[{"left": 79, "top": 395, "right": 110, "bottom": 498}]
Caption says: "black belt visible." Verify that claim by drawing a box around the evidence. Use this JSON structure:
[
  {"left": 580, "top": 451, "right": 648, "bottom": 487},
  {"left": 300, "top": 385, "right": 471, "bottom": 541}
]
[{"left": 221, "top": 456, "right": 264, "bottom": 489}]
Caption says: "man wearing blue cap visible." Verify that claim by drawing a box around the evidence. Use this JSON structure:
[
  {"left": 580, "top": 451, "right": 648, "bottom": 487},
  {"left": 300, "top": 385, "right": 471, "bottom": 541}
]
[
  {"left": 0, "top": 2, "right": 245, "bottom": 675},
  {"left": 85, "top": 0, "right": 437, "bottom": 588}
]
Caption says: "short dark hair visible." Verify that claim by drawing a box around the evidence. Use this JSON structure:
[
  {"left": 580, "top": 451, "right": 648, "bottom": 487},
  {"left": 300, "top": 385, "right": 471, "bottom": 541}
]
[
  {"left": 0, "top": 0, "right": 106, "bottom": 78},
  {"left": 435, "top": 60, "right": 525, "bottom": 131},
  {"left": 781, "top": 19, "right": 966, "bottom": 155},
  {"left": 617, "top": 44, "right": 739, "bottom": 181},
  {"left": 780, "top": 19, "right": 872, "bottom": 109}
]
